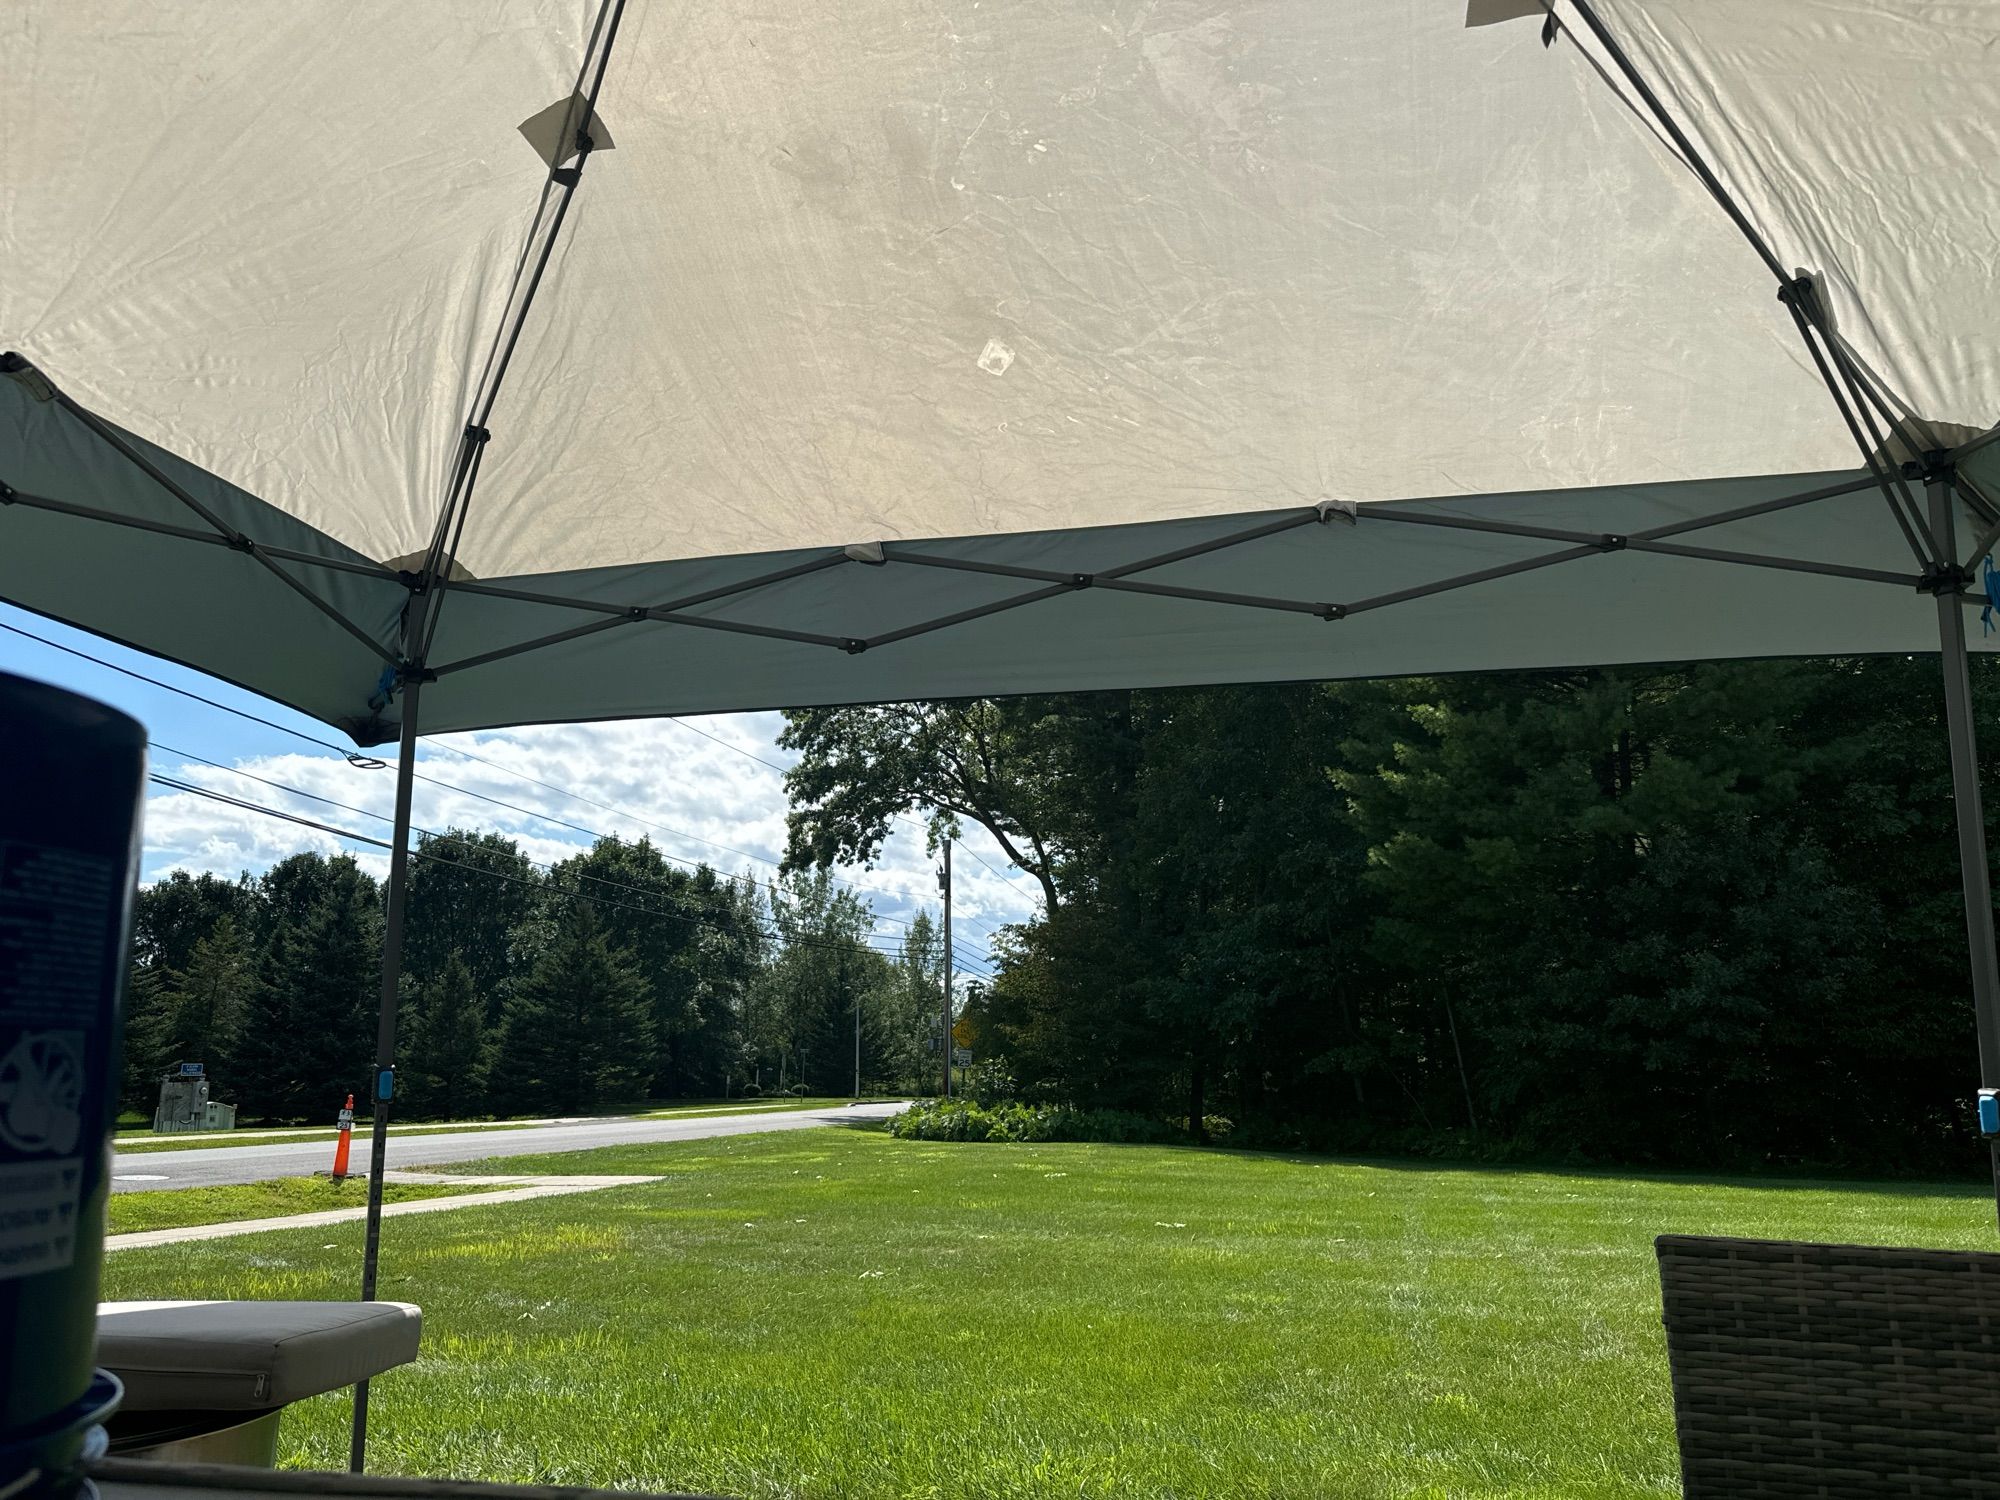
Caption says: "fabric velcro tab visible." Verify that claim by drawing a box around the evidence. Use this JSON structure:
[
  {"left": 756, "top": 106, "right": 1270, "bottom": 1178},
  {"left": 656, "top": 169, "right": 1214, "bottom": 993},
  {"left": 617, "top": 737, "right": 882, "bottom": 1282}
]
[
  {"left": 1464, "top": 0, "right": 1549, "bottom": 26},
  {"left": 518, "top": 93, "right": 615, "bottom": 169}
]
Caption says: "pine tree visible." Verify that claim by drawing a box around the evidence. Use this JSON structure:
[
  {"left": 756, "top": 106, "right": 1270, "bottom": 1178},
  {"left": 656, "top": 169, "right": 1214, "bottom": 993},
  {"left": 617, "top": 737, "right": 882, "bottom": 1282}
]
[
  {"left": 495, "top": 902, "right": 652, "bottom": 1115},
  {"left": 119, "top": 963, "right": 173, "bottom": 1118},
  {"left": 235, "top": 856, "right": 381, "bottom": 1122},
  {"left": 158, "top": 915, "right": 256, "bottom": 1088},
  {"left": 401, "top": 953, "right": 488, "bottom": 1120},
  {"left": 404, "top": 829, "right": 538, "bottom": 1023}
]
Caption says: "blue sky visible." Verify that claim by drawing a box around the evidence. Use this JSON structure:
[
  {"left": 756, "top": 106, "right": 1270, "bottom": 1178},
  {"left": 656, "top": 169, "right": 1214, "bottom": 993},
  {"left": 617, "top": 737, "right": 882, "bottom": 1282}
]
[{"left": 0, "top": 601, "right": 1036, "bottom": 975}]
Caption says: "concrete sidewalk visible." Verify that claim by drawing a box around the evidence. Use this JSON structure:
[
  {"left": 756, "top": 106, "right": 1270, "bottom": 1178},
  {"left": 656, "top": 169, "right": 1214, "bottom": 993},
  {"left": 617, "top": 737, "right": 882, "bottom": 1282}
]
[{"left": 104, "top": 1173, "right": 661, "bottom": 1252}]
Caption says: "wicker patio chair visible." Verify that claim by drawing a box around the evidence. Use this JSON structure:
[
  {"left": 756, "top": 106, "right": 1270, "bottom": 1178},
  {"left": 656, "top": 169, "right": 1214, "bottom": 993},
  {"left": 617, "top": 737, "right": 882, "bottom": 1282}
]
[{"left": 1656, "top": 1233, "right": 2000, "bottom": 1498}]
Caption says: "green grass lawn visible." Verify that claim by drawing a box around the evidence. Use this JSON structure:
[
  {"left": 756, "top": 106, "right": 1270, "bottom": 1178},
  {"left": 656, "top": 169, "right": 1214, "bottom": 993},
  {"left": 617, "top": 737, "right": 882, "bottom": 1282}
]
[
  {"left": 109, "top": 1177, "right": 479, "bottom": 1236},
  {"left": 98, "top": 1127, "right": 1996, "bottom": 1499}
]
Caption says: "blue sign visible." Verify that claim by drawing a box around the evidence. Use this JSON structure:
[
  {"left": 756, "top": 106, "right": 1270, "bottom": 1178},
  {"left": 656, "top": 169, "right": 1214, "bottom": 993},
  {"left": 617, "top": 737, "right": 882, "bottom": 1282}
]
[{"left": 177, "top": 1062, "right": 204, "bottom": 1077}]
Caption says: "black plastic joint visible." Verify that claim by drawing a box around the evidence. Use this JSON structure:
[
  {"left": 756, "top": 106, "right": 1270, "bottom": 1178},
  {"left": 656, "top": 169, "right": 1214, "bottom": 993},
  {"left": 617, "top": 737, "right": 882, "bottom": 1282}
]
[
  {"left": 1902, "top": 450, "right": 1956, "bottom": 484},
  {"left": 842, "top": 639, "right": 868, "bottom": 655},
  {"left": 574, "top": 130, "right": 595, "bottom": 156},
  {"left": 400, "top": 666, "right": 439, "bottom": 686},
  {"left": 1776, "top": 275, "right": 1816, "bottom": 309},
  {"left": 395, "top": 569, "right": 423, "bottom": 591},
  {"left": 552, "top": 165, "right": 582, "bottom": 188},
  {"left": 626, "top": 606, "right": 649, "bottom": 621},
  {"left": 0, "top": 352, "right": 24, "bottom": 375},
  {"left": 1598, "top": 535, "right": 1628, "bottom": 552},
  {"left": 226, "top": 533, "right": 255, "bottom": 553},
  {"left": 463, "top": 424, "right": 492, "bottom": 445},
  {"left": 1919, "top": 562, "right": 1975, "bottom": 596},
  {"left": 1070, "top": 573, "right": 1093, "bottom": 589},
  {"left": 0, "top": 482, "right": 14, "bottom": 504},
  {"left": 1316, "top": 603, "right": 1346, "bottom": 621}
]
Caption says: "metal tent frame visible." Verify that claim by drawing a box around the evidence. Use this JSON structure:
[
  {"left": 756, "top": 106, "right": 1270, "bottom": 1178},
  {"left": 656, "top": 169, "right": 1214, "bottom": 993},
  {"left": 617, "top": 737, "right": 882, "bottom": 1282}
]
[{"left": 7, "top": 0, "right": 2000, "bottom": 1471}]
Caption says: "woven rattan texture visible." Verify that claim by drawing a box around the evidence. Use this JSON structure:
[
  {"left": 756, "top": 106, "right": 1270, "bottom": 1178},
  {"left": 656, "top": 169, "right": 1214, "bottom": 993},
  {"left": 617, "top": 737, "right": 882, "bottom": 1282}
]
[{"left": 1656, "top": 1234, "right": 2000, "bottom": 1497}]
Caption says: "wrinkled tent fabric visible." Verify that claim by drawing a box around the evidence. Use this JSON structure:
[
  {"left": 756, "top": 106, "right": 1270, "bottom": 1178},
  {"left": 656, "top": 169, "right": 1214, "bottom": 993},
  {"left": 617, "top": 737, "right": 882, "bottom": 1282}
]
[
  {"left": 0, "top": 375, "right": 1952, "bottom": 733},
  {"left": 5, "top": 2, "right": 1997, "bottom": 742},
  {"left": 12, "top": 1, "right": 2000, "bottom": 1471}
]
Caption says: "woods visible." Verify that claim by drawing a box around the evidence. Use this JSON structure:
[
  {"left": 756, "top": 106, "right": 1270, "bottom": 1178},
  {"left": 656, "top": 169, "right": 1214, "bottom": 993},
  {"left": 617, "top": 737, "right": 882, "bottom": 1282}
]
[
  {"left": 123, "top": 653, "right": 1995, "bottom": 1171},
  {"left": 784, "top": 657, "right": 1996, "bottom": 1174},
  {"left": 121, "top": 836, "right": 939, "bottom": 1123}
]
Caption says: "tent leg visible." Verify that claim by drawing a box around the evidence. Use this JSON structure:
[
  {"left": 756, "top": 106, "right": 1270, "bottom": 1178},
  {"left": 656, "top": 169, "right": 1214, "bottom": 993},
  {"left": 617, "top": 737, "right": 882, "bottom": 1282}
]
[
  {"left": 349, "top": 676, "right": 422, "bottom": 1472},
  {"left": 1930, "top": 477, "right": 2000, "bottom": 1224}
]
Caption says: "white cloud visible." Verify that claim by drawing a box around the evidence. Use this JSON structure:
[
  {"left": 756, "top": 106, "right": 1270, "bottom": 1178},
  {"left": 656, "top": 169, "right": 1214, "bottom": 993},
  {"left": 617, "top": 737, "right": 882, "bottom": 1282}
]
[{"left": 141, "top": 714, "right": 1040, "bottom": 968}]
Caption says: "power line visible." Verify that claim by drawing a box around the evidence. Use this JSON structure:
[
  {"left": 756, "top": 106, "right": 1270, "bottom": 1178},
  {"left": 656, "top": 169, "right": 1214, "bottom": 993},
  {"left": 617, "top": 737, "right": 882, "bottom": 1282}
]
[
  {"left": 424, "top": 736, "right": 785, "bottom": 870},
  {"left": 0, "top": 619, "right": 925, "bottom": 923},
  {"left": 10, "top": 616, "right": 1035, "bottom": 928},
  {"left": 515, "top": 725, "right": 957, "bottom": 913},
  {"left": 956, "top": 840, "right": 1045, "bottom": 903},
  {"left": 424, "top": 734, "right": 956, "bottom": 919},
  {"left": 149, "top": 774, "right": 390, "bottom": 848},
  {"left": 664, "top": 715, "right": 793, "bottom": 775},
  {"left": 147, "top": 746, "right": 905, "bottom": 948},
  {"left": 4, "top": 618, "right": 355, "bottom": 756},
  {"left": 551, "top": 681, "right": 1046, "bottom": 915},
  {"left": 149, "top": 774, "right": 908, "bottom": 960},
  {"left": 658, "top": 709, "right": 1025, "bottom": 891}
]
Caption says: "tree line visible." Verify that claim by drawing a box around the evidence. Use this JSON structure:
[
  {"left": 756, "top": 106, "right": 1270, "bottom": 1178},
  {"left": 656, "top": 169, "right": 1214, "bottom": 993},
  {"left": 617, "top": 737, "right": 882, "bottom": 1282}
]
[
  {"left": 122, "top": 831, "right": 946, "bottom": 1124},
  {"left": 779, "top": 657, "right": 1999, "bottom": 1174}
]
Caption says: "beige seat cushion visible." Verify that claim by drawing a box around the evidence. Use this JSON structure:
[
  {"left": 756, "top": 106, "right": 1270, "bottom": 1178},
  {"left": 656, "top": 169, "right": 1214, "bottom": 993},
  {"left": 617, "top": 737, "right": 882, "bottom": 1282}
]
[{"left": 97, "top": 1301, "right": 422, "bottom": 1411}]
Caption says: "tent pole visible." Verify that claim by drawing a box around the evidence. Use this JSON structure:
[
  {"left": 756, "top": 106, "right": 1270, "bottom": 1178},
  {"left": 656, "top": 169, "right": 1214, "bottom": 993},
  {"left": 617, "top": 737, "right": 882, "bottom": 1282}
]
[
  {"left": 349, "top": 672, "right": 422, "bottom": 1472},
  {"left": 1929, "top": 476, "right": 2000, "bottom": 1224}
]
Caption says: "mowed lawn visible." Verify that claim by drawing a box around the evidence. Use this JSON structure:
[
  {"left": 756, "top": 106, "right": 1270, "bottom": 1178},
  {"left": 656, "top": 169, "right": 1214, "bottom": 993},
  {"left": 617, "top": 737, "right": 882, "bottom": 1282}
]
[
  {"left": 108, "top": 1177, "right": 476, "bottom": 1236},
  {"left": 99, "top": 1127, "right": 1994, "bottom": 1500}
]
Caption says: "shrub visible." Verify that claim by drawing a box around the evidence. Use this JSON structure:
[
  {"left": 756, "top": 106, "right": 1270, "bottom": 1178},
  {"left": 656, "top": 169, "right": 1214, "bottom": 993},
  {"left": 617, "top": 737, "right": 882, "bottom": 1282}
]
[
  {"left": 889, "top": 1099, "right": 1230, "bottom": 1146},
  {"left": 964, "top": 1058, "right": 1016, "bottom": 1108}
]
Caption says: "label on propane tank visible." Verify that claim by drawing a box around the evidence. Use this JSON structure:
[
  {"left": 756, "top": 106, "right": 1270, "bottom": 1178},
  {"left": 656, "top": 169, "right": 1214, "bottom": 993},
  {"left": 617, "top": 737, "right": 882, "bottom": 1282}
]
[
  {"left": 0, "top": 1157, "right": 82, "bottom": 1280},
  {"left": 0, "top": 840, "right": 113, "bottom": 1280},
  {"left": 0, "top": 841, "right": 118, "bottom": 1030}
]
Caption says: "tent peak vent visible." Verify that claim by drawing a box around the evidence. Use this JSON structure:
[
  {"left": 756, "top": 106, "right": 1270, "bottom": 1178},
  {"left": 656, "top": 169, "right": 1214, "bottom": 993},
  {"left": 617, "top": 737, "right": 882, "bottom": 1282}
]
[
  {"left": 1316, "top": 499, "right": 1358, "bottom": 525},
  {"left": 845, "top": 541, "right": 886, "bottom": 565}
]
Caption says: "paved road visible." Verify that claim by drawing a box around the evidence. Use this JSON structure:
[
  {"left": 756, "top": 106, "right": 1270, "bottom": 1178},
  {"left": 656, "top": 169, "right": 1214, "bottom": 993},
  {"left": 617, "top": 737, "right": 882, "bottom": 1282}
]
[{"left": 109, "top": 1103, "right": 906, "bottom": 1192}]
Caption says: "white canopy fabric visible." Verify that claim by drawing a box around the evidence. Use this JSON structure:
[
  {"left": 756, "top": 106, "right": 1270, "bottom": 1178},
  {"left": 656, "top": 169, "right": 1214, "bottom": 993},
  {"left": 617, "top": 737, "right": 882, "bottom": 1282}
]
[{"left": 3, "top": 1, "right": 1997, "bottom": 739}]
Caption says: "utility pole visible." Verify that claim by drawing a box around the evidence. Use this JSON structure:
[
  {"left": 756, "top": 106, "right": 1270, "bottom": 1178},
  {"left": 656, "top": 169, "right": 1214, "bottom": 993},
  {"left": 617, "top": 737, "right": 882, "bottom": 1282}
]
[
  {"left": 852, "top": 956, "right": 862, "bottom": 1102},
  {"left": 939, "top": 840, "right": 953, "bottom": 1099}
]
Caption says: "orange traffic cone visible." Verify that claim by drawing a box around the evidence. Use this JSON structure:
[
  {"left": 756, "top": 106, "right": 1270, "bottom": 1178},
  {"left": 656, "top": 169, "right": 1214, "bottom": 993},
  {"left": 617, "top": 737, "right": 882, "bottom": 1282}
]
[{"left": 331, "top": 1093, "right": 355, "bottom": 1181}]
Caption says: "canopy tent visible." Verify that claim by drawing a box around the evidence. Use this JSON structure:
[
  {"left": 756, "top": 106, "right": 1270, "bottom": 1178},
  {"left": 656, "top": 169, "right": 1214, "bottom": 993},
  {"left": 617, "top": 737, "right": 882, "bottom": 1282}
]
[{"left": 7, "top": 0, "right": 2000, "bottom": 1466}]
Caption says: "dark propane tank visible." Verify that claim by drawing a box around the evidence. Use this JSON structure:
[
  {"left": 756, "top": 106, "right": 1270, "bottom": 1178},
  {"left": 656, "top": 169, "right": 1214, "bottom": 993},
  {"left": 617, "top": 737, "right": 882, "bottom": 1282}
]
[{"left": 0, "top": 672, "right": 144, "bottom": 1497}]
